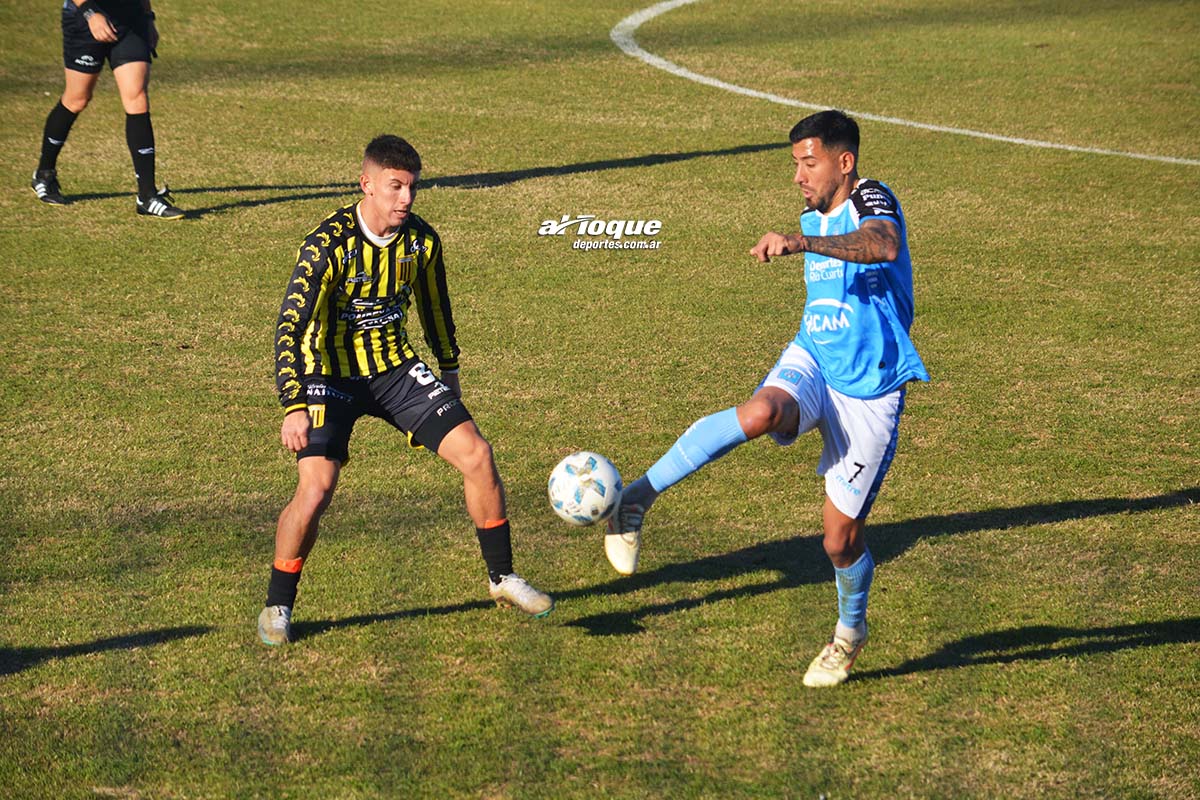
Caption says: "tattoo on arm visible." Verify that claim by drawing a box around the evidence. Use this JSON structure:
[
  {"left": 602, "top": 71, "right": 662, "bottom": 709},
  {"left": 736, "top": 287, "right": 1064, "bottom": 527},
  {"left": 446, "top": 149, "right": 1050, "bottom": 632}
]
[{"left": 802, "top": 220, "right": 900, "bottom": 264}]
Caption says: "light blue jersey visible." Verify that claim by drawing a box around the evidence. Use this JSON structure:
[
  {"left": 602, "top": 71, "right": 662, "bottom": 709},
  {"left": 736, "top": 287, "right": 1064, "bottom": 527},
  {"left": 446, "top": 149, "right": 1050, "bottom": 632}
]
[{"left": 794, "top": 179, "right": 930, "bottom": 399}]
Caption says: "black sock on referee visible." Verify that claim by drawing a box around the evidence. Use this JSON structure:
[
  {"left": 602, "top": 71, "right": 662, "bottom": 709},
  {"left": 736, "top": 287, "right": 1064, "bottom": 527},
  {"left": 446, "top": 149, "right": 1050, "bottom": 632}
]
[
  {"left": 125, "top": 111, "right": 157, "bottom": 199},
  {"left": 476, "top": 519, "right": 514, "bottom": 583},
  {"left": 38, "top": 101, "right": 78, "bottom": 172}
]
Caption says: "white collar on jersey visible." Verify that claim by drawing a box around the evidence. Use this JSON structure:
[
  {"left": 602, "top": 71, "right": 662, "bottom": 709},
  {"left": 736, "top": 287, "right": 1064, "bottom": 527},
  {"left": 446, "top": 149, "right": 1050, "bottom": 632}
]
[{"left": 355, "top": 204, "right": 401, "bottom": 249}]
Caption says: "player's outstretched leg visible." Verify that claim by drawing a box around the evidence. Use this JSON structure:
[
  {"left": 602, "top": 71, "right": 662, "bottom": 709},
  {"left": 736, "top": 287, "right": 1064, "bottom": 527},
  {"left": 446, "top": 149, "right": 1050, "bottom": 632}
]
[
  {"left": 607, "top": 389, "right": 801, "bottom": 575},
  {"left": 259, "top": 457, "right": 339, "bottom": 645},
  {"left": 605, "top": 407, "right": 748, "bottom": 574},
  {"left": 804, "top": 499, "right": 872, "bottom": 687},
  {"left": 436, "top": 421, "right": 553, "bottom": 617}
]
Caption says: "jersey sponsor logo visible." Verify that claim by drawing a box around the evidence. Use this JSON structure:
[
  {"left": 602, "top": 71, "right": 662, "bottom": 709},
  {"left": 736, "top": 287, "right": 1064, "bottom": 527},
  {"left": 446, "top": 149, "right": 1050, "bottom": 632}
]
[
  {"left": 803, "top": 298, "right": 854, "bottom": 344},
  {"left": 338, "top": 297, "right": 406, "bottom": 330},
  {"left": 305, "top": 383, "right": 352, "bottom": 403},
  {"left": 340, "top": 247, "right": 358, "bottom": 266},
  {"left": 807, "top": 257, "right": 845, "bottom": 282},
  {"left": 857, "top": 185, "right": 895, "bottom": 211},
  {"left": 405, "top": 238, "right": 429, "bottom": 255}
]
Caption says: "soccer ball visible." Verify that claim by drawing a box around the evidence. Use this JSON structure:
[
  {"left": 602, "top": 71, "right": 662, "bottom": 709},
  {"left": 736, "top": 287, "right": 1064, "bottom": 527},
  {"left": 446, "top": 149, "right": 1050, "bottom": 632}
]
[{"left": 548, "top": 451, "right": 623, "bottom": 526}]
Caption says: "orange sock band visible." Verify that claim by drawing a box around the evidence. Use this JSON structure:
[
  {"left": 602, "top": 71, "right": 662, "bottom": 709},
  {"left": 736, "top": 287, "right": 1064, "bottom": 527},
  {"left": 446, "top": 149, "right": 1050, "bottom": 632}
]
[
  {"left": 273, "top": 557, "right": 304, "bottom": 573},
  {"left": 482, "top": 518, "right": 508, "bottom": 529}
]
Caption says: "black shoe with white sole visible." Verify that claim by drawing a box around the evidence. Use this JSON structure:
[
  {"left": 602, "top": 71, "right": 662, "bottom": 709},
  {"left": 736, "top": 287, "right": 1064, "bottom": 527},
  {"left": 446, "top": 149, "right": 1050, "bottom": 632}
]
[
  {"left": 136, "top": 185, "right": 186, "bottom": 220},
  {"left": 31, "top": 169, "right": 67, "bottom": 205}
]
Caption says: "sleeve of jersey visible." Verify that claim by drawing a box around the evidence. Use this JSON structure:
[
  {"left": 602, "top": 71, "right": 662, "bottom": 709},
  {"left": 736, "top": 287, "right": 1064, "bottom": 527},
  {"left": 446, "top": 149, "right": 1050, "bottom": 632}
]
[
  {"left": 415, "top": 234, "right": 461, "bottom": 372},
  {"left": 851, "top": 181, "right": 901, "bottom": 223},
  {"left": 274, "top": 239, "right": 331, "bottom": 412}
]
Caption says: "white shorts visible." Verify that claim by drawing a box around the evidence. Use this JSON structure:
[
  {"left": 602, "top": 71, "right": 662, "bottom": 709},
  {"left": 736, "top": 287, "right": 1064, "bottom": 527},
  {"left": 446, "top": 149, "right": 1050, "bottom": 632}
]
[{"left": 759, "top": 343, "right": 905, "bottom": 520}]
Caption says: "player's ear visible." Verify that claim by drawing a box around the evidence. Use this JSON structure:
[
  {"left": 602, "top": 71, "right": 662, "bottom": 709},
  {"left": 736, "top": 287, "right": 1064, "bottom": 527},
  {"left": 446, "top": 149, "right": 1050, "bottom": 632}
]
[
  {"left": 839, "top": 149, "right": 856, "bottom": 175},
  {"left": 359, "top": 172, "right": 372, "bottom": 195}
]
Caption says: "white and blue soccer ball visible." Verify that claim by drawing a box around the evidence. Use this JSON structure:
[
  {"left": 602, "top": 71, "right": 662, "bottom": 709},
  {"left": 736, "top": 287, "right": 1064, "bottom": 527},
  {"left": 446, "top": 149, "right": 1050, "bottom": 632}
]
[{"left": 548, "top": 451, "right": 623, "bottom": 526}]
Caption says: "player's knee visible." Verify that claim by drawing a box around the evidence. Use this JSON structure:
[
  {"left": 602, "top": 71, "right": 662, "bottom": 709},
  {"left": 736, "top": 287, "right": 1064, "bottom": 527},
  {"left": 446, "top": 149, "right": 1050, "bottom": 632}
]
[
  {"left": 460, "top": 436, "right": 496, "bottom": 480},
  {"left": 62, "top": 91, "right": 91, "bottom": 113},
  {"left": 293, "top": 474, "right": 337, "bottom": 517},
  {"left": 822, "top": 524, "right": 863, "bottom": 564},
  {"left": 737, "top": 398, "right": 781, "bottom": 439},
  {"left": 121, "top": 91, "right": 149, "bottom": 114}
]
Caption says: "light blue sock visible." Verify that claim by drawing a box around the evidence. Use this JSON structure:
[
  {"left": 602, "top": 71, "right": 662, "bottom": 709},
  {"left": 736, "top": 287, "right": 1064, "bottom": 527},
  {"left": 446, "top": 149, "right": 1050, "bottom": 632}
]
[
  {"left": 644, "top": 407, "right": 748, "bottom": 493},
  {"left": 835, "top": 548, "right": 874, "bottom": 630}
]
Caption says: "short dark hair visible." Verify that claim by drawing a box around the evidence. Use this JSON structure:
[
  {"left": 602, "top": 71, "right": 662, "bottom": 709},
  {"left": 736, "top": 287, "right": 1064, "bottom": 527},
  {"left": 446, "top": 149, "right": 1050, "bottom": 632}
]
[
  {"left": 789, "top": 110, "right": 859, "bottom": 155},
  {"left": 364, "top": 134, "right": 422, "bottom": 173}
]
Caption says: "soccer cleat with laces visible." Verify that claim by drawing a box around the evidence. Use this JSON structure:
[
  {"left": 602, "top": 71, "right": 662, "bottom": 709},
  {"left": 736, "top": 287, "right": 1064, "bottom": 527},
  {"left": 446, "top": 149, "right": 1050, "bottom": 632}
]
[
  {"left": 136, "top": 185, "right": 186, "bottom": 219},
  {"left": 257, "top": 605, "right": 292, "bottom": 646},
  {"left": 488, "top": 573, "right": 554, "bottom": 617},
  {"left": 31, "top": 169, "right": 67, "bottom": 205},
  {"left": 604, "top": 501, "right": 644, "bottom": 575},
  {"left": 803, "top": 625, "right": 867, "bottom": 687}
]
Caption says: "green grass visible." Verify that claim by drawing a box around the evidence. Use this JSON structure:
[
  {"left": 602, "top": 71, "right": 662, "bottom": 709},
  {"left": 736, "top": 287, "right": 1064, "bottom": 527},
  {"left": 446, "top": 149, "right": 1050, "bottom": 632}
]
[{"left": 2, "top": 0, "right": 1198, "bottom": 797}]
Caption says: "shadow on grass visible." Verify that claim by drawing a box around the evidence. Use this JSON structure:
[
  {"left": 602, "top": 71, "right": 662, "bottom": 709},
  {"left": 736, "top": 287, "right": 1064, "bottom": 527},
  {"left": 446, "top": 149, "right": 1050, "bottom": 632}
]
[
  {"left": 563, "top": 488, "right": 1200, "bottom": 636},
  {"left": 62, "top": 140, "right": 788, "bottom": 215},
  {"left": 853, "top": 617, "right": 1200, "bottom": 681},
  {"left": 290, "top": 599, "right": 493, "bottom": 641},
  {"left": 0, "top": 625, "right": 213, "bottom": 677}
]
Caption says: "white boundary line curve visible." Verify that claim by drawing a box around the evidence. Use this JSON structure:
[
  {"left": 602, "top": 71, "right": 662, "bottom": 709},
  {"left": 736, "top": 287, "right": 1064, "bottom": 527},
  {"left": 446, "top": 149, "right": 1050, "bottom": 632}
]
[{"left": 611, "top": 0, "right": 1200, "bottom": 167}]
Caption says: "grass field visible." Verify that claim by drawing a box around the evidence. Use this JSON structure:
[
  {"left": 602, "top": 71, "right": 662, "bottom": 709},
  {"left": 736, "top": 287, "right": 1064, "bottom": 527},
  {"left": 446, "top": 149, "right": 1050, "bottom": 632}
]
[{"left": 1, "top": 0, "right": 1198, "bottom": 797}]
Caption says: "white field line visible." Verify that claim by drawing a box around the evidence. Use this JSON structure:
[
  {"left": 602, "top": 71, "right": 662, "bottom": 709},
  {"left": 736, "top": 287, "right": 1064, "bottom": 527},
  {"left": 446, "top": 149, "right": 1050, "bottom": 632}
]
[{"left": 611, "top": 0, "right": 1200, "bottom": 167}]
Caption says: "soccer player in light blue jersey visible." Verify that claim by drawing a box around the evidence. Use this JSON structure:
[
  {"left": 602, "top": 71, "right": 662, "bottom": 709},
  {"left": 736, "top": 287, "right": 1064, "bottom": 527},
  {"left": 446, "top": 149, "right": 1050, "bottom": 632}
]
[{"left": 607, "top": 109, "right": 929, "bottom": 687}]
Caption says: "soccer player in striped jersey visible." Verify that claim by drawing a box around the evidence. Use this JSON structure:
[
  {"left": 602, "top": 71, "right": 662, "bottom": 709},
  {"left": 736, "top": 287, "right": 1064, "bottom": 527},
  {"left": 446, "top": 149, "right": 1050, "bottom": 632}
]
[
  {"left": 258, "top": 135, "right": 552, "bottom": 645},
  {"left": 32, "top": 0, "right": 184, "bottom": 218},
  {"left": 605, "top": 110, "right": 929, "bottom": 687}
]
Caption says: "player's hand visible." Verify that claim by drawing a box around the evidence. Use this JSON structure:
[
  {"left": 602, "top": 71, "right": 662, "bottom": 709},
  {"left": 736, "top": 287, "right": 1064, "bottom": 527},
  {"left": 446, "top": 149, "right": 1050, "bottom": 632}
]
[
  {"left": 281, "top": 409, "right": 310, "bottom": 453},
  {"left": 146, "top": 19, "right": 159, "bottom": 52},
  {"left": 441, "top": 371, "right": 461, "bottom": 398},
  {"left": 750, "top": 232, "right": 802, "bottom": 263},
  {"left": 86, "top": 10, "right": 119, "bottom": 43}
]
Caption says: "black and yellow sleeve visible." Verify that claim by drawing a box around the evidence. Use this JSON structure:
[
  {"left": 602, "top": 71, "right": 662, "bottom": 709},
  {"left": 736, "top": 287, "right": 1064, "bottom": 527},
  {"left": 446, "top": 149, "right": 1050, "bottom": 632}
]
[
  {"left": 414, "top": 230, "right": 460, "bottom": 372},
  {"left": 274, "top": 238, "right": 332, "bottom": 412}
]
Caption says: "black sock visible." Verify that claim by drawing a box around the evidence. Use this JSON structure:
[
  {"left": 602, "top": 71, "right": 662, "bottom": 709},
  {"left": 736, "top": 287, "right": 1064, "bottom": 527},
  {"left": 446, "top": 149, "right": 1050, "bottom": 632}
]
[
  {"left": 125, "top": 111, "right": 156, "bottom": 199},
  {"left": 38, "top": 101, "right": 78, "bottom": 172},
  {"left": 265, "top": 566, "right": 302, "bottom": 608},
  {"left": 476, "top": 520, "right": 514, "bottom": 583}
]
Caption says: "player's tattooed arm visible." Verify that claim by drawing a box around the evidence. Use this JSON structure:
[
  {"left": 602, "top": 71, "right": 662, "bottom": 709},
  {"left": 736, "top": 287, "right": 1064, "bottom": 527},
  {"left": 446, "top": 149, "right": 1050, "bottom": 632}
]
[{"left": 751, "top": 218, "right": 900, "bottom": 264}]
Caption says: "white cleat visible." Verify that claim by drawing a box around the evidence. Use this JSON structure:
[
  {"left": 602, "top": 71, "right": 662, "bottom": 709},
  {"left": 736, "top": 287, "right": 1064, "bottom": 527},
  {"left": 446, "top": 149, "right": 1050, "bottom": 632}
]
[
  {"left": 489, "top": 573, "right": 554, "bottom": 617},
  {"left": 257, "top": 605, "right": 292, "bottom": 646},
  {"left": 803, "top": 625, "right": 867, "bottom": 687},
  {"left": 604, "top": 501, "right": 644, "bottom": 575}
]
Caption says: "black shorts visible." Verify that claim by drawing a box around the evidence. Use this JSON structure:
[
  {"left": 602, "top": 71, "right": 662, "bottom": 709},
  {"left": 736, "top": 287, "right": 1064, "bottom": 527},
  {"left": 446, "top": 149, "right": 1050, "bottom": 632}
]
[
  {"left": 62, "top": 2, "right": 152, "bottom": 73},
  {"left": 297, "top": 360, "right": 473, "bottom": 464}
]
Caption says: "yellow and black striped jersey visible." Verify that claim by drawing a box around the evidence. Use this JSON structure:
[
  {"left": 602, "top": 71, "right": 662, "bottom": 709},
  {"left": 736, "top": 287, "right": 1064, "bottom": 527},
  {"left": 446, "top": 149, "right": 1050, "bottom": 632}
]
[{"left": 274, "top": 203, "right": 459, "bottom": 412}]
